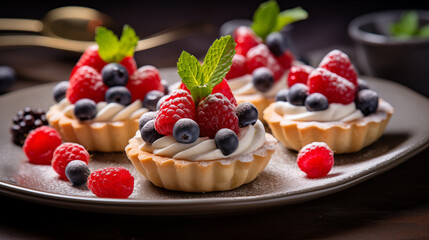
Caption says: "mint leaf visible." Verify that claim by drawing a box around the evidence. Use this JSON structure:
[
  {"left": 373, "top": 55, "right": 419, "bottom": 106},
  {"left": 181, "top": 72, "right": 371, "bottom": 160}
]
[
  {"left": 418, "top": 24, "right": 429, "bottom": 37},
  {"left": 273, "top": 7, "right": 308, "bottom": 32},
  {"left": 390, "top": 11, "right": 418, "bottom": 38},
  {"left": 251, "top": 0, "right": 280, "bottom": 40},
  {"left": 177, "top": 51, "right": 205, "bottom": 103},
  {"left": 95, "top": 26, "right": 119, "bottom": 62},
  {"left": 117, "top": 25, "right": 139, "bottom": 61}
]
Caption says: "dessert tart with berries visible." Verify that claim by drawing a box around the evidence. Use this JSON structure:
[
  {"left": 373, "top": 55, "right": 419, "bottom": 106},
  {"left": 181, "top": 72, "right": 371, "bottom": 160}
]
[
  {"left": 47, "top": 26, "right": 167, "bottom": 152},
  {"left": 126, "top": 36, "right": 277, "bottom": 192},
  {"left": 263, "top": 49, "right": 394, "bottom": 154}
]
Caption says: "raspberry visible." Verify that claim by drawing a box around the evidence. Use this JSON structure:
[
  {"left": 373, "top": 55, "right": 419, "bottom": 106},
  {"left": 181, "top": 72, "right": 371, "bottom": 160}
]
[
  {"left": 52, "top": 143, "right": 90, "bottom": 180},
  {"left": 287, "top": 65, "right": 314, "bottom": 87},
  {"left": 126, "top": 65, "right": 163, "bottom": 102},
  {"left": 275, "top": 50, "right": 294, "bottom": 70},
  {"left": 307, "top": 68, "right": 356, "bottom": 104},
  {"left": 246, "top": 44, "right": 285, "bottom": 81},
  {"left": 226, "top": 54, "right": 248, "bottom": 79},
  {"left": 87, "top": 167, "right": 134, "bottom": 198},
  {"left": 234, "top": 26, "right": 262, "bottom": 56},
  {"left": 179, "top": 79, "right": 237, "bottom": 106},
  {"left": 297, "top": 142, "right": 334, "bottom": 178},
  {"left": 23, "top": 126, "right": 62, "bottom": 165},
  {"left": 119, "top": 56, "right": 137, "bottom": 76},
  {"left": 66, "top": 66, "right": 107, "bottom": 104},
  {"left": 155, "top": 90, "right": 196, "bottom": 135},
  {"left": 196, "top": 93, "right": 239, "bottom": 138},
  {"left": 319, "top": 49, "right": 358, "bottom": 87},
  {"left": 70, "top": 45, "right": 106, "bottom": 79}
]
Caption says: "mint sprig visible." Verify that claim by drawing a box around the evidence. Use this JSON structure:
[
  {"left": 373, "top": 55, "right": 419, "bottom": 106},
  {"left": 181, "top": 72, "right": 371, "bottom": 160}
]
[
  {"left": 251, "top": 0, "right": 308, "bottom": 40},
  {"left": 177, "top": 36, "right": 236, "bottom": 104},
  {"left": 390, "top": 11, "right": 429, "bottom": 39},
  {"left": 95, "top": 25, "right": 139, "bottom": 63}
]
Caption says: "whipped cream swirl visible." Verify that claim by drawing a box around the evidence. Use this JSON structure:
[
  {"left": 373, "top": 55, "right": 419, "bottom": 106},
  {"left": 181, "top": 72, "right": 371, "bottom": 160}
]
[
  {"left": 56, "top": 98, "right": 148, "bottom": 122},
  {"left": 136, "top": 120, "right": 266, "bottom": 161},
  {"left": 274, "top": 101, "right": 364, "bottom": 122}
]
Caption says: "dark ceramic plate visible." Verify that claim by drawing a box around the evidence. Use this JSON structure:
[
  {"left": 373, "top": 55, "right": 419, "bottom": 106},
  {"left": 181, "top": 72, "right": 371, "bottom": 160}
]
[{"left": 0, "top": 68, "right": 428, "bottom": 215}]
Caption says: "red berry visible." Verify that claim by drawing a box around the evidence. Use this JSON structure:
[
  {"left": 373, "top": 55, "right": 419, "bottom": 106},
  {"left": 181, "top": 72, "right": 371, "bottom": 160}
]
[
  {"left": 234, "top": 26, "right": 262, "bottom": 56},
  {"left": 246, "top": 44, "right": 285, "bottom": 81},
  {"left": 66, "top": 66, "right": 108, "bottom": 104},
  {"left": 23, "top": 126, "right": 62, "bottom": 165},
  {"left": 126, "top": 65, "right": 163, "bottom": 102},
  {"left": 307, "top": 68, "right": 356, "bottom": 104},
  {"left": 52, "top": 143, "right": 90, "bottom": 180},
  {"left": 119, "top": 56, "right": 137, "bottom": 76},
  {"left": 297, "top": 142, "right": 334, "bottom": 178},
  {"left": 196, "top": 93, "right": 239, "bottom": 138},
  {"left": 70, "top": 45, "right": 106, "bottom": 79},
  {"left": 319, "top": 49, "right": 358, "bottom": 87},
  {"left": 179, "top": 79, "right": 237, "bottom": 107},
  {"left": 155, "top": 90, "right": 196, "bottom": 135},
  {"left": 87, "top": 167, "right": 134, "bottom": 198},
  {"left": 287, "top": 65, "right": 314, "bottom": 87},
  {"left": 275, "top": 50, "right": 294, "bottom": 70},
  {"left": 226, "top": 54, "right": 248, "bottom": 79}
]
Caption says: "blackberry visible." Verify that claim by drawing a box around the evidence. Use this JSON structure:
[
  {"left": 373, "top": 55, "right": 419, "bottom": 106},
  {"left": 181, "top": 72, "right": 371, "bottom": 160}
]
[{"left": 10, "top": 107, "right": 49, "bottom": 146}]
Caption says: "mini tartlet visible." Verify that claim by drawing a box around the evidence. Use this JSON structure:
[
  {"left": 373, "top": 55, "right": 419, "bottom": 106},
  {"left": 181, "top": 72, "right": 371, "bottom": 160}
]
[{"left": 125, "top": 36, "right": 277, "bottom": 192}]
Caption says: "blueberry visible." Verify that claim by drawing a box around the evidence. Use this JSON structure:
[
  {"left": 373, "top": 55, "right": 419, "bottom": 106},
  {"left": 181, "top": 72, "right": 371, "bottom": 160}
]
[
  {"left": 65, "top": 160, "right": 90, "bottom": 186},
  {"left": 215, "top": 128, "right": 239, "bottom": 156},
  {"left": 74, "top": 99, "right": 97, "bottom": 121},
  {"left": 252, "top": 67, "right": 274, "bottom": 92},
  {"left": 235, "top": 102, "right": 258, "bottom": 128},
  {"left": 305, "top": 93, "right": 329, "bottom": 111},
  {"left": 355, "top": 89, "right": 379, "bottom": 116},
  {"left": 287, "top": 83, "right": 308, "bottom": 106},
  {"left": 53, "top": 81, "right": 69, "bottom": 103},
  {"left": 141, "top": 120, "right": 163, "bottom": 144},
  {"left": 357, "top": 78, "right": 370, "bottom": 92},
  {"left": 161, "top": 79, "right": 170, "bottom": 95},
  {"left": 275, "top": 89, "right": 289, "bottom": 102},
  {"left": 172, "top": 118, "right": 200, "bottom": 144},
  {"left": 139, "top": 111, "right": 158, "bottom": 130},
  {"left": 105, "top": 86, "right": 132, "bottom": 106},
  {"left": 0, "top": 66, "right": 16, "bottom": 93},
  {"left": 143, "top": 90, "right": 164, "bottom": 111},
  {"left": 101, "top": 63, "right": 129, "bottom": 87},
  {"left": 265, "top": 32, "right": 287, "bottom": 56}
]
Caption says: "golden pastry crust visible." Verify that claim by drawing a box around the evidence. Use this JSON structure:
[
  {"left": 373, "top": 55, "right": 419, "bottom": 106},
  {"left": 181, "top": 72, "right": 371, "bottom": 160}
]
[
  {"left": 235, "top": 94, "right": 274, "bottom": 120},
  {"left": 263, "top": 99, "right": 394, "bottom": 154},
  {"left": 47, "top": 105, "right": 139, "bottom": 152},
  {"left": 125, "top": 133, "right": 278, "bottom": 192}
]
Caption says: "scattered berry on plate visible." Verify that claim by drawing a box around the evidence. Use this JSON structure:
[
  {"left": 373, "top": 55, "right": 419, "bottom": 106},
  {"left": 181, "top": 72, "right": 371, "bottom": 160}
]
[
  {"left": 252, "top": 67, "right": 274, "bottom": 92},
  {"left": 234, "top": 26, "right": 262, "bottom": 56},
  {"left": 52, "top": 143, "right": 90, "bottom": 180},
  {"left": 305, "top": 93, "right": 329, "bottom": 112},
  {"left": 74, "top": 98, "right": 97, "bottom": 121},
  {"left": 138, "top": 111, "right": 158, "bottom": 130},
  {"left": 52, "top": 81, "right": 69, "bottom": 103},
  {"left": 275, "top": 89, "right": 289, "bottom": 102},
  {"left": 287, "top": 83, "right": 308, "bottom": 106},
  {"left": 319, "top": 49, "right": 358, "bottom": 87},
  {"left": 87, "top": 167, "right": 134, "bottom": 198},
  {"left": 172, "top": 118, "right": 200, "bottom": 144},
  {"left": 101, "top": 63, "right": 129, "bottom": 87},
  {"left": 66, "top": 66, "right": 107, "bottom": 104},
  {"left": 141, "top": 119, "right": 164, "bottom": 144},
  {"left": 226, "top": 54, "right": 248, "bottom": 80},
  {"left": 265, "top": 32, "right": 287, "bottom": 57},
  {"left": 287, "top": 65, "right": 314, "bottom": 87},
  {"left": 215, "top": 128, "right": 239, "bottom": 156},
  {"left": 0, "top": 66, "right": 16, "bottom": 93},
  {"left": 126, "top": 65, "right": 163, "bottom": 102},
  {"left": 297, "top": 142, "right": 334, "bottom": 178},
  {"left": 355, "top": 89, "right": 379, "bottom": 116},
  {"left": 104, "top": 86, "right": 132, "bottom": 106},
  {"left": 65, "top": 160, "right": 91, "bottom": 186},
  {"left": 23, "top": 126, "right": 62, "bottom": 165},
  {"left": 143, "top": 90, "right": 164, "bottom": 111},
  {"left": 235, "top": 102, "right": 258, "bottom": 128},
  {"left": 10, "top": 107, "right": 49, "bottom": 146}
]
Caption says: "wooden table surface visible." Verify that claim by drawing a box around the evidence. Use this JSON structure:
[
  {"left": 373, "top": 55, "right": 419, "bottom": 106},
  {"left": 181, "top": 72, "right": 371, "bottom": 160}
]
[{"left": 1, "top": 1, "right": 428, "bottom": 239}]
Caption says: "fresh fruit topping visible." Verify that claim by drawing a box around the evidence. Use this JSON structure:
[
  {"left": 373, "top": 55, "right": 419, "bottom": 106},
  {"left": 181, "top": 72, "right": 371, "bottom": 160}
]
[
  {"left": 307, "top": 68, "right": 356, "bottom": 104},
  {"left": 23, "top": 126, "right": 62, "bottom": 165},
  {"left": 246, "top": 43, "right": 284, "bottom": 81},
  {"left": 357, "top": 78, "right": 370, "bottom": 91},
  {"left": 173, "top": 118, "right": 200, "bottom": 144},
  {"left": 67, "top": 66, "right": 107, "bottom": 104},
  {"left": 226, "top": 54, "right": 248, "bottom": 80},
  {"left": 101, "top": 63, "right": 129, "bottom": 87},
  {"left": 215, "top": 128, "right": 239, "bottom": 156},
  {"left": 355, "top": 89, "right": 379, "bottom": 116},
  {"left": 52, "top": 143, "right": 90, "bottom": 180},
  {"left": 287, "top": 65, "right": 314, "bottom": 87},
  {"left": 196, "top": 93, "right": 239, "bottom": 138},
  {"left": 319, "top": 49, "right": 358, "bottom": 87},
  {"left": 105, "top": 86, "right": 132, "bottom": 106},
  {"left": 265, "top": 32, "right": 286, "bottom": 56},
  {"left": 275, "top": 88, "right": 289, "bottom": 102},
  {"left": 287, "top": 83, "right": 308, "bottom": 106},
  {"left": 235, "top": 102, "right": 258, "bottom": 128},
  {"left": 53, "top": 81, "right": 69, "bottom": 103},
  {"left": 155, "top": 90, "right": 196, "bottom": 135},
  {"left": 10, "top": 108, "right": 48, "bottom": 146},
  {"left": 179, "top": 79, "right": 237, "bottom": 107},
  {"left": 119, "top": 56, "right": 137, "bottom": 77},
  {"left": 138, "top": 111, "right": 158, "bottom": 130},
  {"left": 126, "top": 65, "right": 163, "bottom": 102},
  {"left": 161, "top": 79, "right": 170, "bottom": 95},
  {"left": 140, "top": 119, "right": 163, "bottom": 144},
  {"left": 143, "top": 90, "right": 164, "bottom": 111},
  {"left": 70, "top": 45, "right": 106, "bottom": 79},
  {"left": 87, "top": 167, "right": 134, "bottom": 198},
  {"left": 65, "top": 160, "right": 91, "bottom": 186},
  {"left": 0, "top": 66, "right": 16, "bottom": 93},
  {"left": 234, "top": 26, "right": 262, "bottom": 56},
  {"left": 275, "top": 49, "right": 294, "bottom": 70},
  {"left": 74, "top": 98, "right": 97, "bottom": 121},
  {"left": 297, "top": 142, "right": 334, "bottom": 178},
  {"left": 305, "top": 93, "right": 329, "bottom": 112},
  {"left": 252, "top": 67, "right": 274, "bottom": 92}
]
